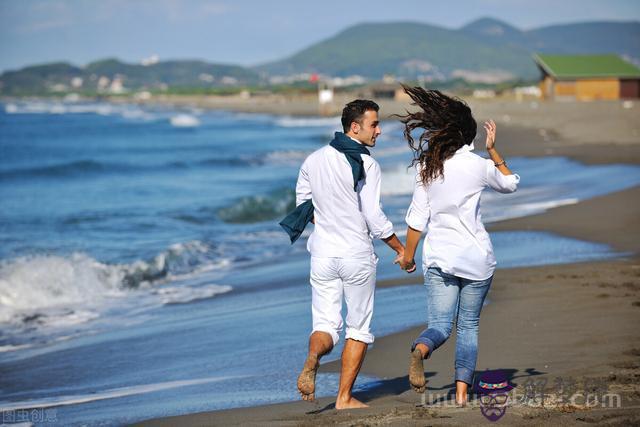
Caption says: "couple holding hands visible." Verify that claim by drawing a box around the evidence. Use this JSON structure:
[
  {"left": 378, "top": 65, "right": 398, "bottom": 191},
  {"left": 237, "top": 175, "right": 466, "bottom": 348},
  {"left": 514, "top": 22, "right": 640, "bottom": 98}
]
[{"left": 280, "top": 85, "right": 519, "bottom": 409}]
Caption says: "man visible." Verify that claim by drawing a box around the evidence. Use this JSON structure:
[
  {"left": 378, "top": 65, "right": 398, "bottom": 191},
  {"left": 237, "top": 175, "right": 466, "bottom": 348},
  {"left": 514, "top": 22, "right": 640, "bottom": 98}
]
[{"left": 294, "top": 100, "right": 405, "bottom": 409}]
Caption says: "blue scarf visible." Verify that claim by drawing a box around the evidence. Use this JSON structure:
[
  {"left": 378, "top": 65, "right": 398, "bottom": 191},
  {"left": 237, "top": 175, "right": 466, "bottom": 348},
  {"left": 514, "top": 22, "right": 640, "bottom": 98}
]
[{"left": 279, "top": 132, "right": 370, "bottom": 243}]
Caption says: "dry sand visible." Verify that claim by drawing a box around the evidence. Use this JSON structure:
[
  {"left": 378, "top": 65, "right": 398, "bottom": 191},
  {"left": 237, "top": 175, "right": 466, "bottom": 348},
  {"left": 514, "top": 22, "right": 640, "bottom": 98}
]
[{"left": 134, "top": 98, "right": 640, "bottom": 426}]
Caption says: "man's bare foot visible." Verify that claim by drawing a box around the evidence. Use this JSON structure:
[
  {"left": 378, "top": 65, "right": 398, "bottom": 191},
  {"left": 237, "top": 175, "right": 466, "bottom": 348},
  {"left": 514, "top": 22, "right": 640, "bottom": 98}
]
[
  {"left": 409, "top": 348, "right": 426, "bottom": 393},
  {"left": 335, "top": 396, "right": 369, "bottom": 409},
  {"left": 297, "top": 354, "right": 319, "bottom": 401}
]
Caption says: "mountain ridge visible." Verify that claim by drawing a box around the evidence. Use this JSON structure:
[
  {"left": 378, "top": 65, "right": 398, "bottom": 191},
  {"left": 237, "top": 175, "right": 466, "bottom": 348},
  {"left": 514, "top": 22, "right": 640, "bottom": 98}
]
[
  {"left": 1, "top": 18, "right": 638, "bottom": 95},
  {"left": 256, "top": 19, "right": 640, "bottom": 79}
]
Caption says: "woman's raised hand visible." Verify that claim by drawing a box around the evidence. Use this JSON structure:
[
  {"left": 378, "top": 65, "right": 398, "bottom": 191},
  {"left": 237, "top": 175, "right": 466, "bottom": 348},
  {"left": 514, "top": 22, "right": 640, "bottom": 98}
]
[{"left": 484, "top": 120, "right": 496, "bottom": 150}]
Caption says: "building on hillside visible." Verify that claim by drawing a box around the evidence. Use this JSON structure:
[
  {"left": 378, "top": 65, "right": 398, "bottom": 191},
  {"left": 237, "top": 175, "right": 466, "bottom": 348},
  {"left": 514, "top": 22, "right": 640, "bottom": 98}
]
[
  {"left": 533, "top": 54, "right": 640, "bottom": 101},
  {"left": 362, "top": 82, "right": 412, "bottom": 102}
]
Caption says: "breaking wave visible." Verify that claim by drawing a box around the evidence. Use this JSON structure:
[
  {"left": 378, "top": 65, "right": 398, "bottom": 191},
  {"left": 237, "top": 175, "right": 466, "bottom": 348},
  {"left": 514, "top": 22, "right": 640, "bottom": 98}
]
[
  {"left": 170, "top": 114, "right": 200, "bottom": 127},
  {"left": 0, "top": 241, "right": 232, "bottom": 326},
  {"left": 217, "top": 188, "right": 296, "bottom": 223}
]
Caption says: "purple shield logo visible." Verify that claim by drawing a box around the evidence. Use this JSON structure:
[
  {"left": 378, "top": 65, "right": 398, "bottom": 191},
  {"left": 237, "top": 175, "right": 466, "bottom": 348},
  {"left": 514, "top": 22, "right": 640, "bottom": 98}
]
[{"left": 474, "top": 370, "right": 515, "bottom": 422}]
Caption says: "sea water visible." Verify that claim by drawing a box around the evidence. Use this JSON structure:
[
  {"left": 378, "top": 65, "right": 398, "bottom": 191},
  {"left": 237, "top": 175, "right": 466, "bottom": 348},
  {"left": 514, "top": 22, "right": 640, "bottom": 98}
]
[{"left": 0, "top": 100, "right": 639, "bottom": 425}]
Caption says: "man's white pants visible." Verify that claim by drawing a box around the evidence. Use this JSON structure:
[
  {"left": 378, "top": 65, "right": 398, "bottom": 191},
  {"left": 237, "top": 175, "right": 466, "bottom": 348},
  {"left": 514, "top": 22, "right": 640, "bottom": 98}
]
[{"left": 309, "top": 255, "right": 377, "bottom": 346}]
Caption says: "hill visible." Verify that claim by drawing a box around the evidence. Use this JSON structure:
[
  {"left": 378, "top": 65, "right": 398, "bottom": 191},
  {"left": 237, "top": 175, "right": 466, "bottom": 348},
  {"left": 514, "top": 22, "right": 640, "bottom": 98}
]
[
  {"left": 258, "top": 19, "right": 640, "bottom": 82},
  {"left": 1, "top": 18, "right": 638, "bottom": 95},
  {"left": 0, "top": 58, "right": 260, "bottom": 96}
]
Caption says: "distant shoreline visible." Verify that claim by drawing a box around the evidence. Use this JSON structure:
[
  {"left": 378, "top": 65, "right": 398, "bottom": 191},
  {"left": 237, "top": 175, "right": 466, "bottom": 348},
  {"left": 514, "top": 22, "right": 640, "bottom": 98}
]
[{"left": 4, "top": 94, "right": 639, "bottom": 165}]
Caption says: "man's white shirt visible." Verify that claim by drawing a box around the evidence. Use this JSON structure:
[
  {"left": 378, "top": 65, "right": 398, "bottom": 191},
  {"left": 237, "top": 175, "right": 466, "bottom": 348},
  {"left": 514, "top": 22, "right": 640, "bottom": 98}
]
[
  {"left": 296, "top": 141, "right": 394, "bottom": 258},
  {"left": 405, "top": 143, "right": 520, "bottom": 280}
]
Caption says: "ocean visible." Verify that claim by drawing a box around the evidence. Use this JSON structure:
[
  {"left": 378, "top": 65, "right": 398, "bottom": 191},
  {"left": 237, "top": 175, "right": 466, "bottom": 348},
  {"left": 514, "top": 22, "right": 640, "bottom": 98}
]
[{"left": 1, "top": 100, "right": 639, "bottom": 425}]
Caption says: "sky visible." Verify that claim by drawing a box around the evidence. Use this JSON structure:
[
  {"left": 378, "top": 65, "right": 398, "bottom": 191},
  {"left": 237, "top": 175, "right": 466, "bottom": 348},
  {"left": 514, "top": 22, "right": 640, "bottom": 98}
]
[{"left": 1, "top": 0, "right": 639, "bottom": 72}]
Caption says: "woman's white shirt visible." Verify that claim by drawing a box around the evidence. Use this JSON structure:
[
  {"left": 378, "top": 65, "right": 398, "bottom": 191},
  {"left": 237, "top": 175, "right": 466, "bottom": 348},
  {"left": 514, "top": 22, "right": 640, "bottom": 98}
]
[{"left": 405, "top": 143, "right": 520, "bottom": 280}]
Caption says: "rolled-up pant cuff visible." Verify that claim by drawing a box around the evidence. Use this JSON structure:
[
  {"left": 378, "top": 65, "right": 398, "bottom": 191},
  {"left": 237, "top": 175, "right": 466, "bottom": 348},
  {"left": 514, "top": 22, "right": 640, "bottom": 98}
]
[
  {"left": 455, "top": 367, "right": 475, "bottom": 385},
  {"left": 411, "top": 337, "right": 436, "bottom": 359},
  {"left": 345, "top": 329, "right": 374, "bottom": 344}
]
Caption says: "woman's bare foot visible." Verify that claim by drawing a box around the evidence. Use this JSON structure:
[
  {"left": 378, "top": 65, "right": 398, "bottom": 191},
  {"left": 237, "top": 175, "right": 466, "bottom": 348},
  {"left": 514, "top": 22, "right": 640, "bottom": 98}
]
[
  {"left": 409, "top": 348, "right": 426, "bottom": 393},
  {"left": 335, "top": 396, "right": 369, "bottom": 409},
  {"left": 297, "top": 354, "right": 319, "bottom": 401},
  {"left": 455, "top": 381, "right": 468, "bottom": 407},
  {"left": 455, "top": 397, "right": 467, "bottom": 407}
]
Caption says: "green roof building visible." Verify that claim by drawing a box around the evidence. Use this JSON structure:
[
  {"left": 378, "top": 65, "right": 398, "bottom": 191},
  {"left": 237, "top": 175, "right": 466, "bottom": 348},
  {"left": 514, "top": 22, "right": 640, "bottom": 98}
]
[{"left": 533, "top": 54, "right": 640, "bottom": 100}]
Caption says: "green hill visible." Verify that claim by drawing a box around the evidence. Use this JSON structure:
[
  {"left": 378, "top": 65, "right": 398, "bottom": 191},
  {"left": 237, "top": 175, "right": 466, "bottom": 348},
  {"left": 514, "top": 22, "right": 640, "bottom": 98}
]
[
  {"left": 1, "top": 18, "right": 638, "bottom": 95},
  {"left": 258, "top": 19, "right": 640, "bottom": 81},
  {"left": 0, "top": 58, "right": 260, "bottom": 96},
  {"left": 258, "top": 21, "right": 536, "bottom": 80}
]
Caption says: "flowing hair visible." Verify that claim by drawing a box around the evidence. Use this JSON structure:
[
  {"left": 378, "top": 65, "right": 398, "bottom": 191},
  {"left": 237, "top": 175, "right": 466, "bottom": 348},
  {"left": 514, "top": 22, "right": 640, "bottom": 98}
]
[{"left": 396, "top": 84, "right": 477, "bottom": 185}]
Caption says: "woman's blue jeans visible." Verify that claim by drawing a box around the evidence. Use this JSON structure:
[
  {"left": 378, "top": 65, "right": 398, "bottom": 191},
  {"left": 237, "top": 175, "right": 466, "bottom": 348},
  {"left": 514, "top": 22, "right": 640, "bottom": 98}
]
[{"left": 412, "top": 267, "right": 492, "bottom": 385}]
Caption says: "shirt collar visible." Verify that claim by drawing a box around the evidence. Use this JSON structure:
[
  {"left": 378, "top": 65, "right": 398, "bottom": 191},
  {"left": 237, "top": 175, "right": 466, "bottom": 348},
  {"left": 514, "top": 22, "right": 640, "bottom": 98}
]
[
  {"left": 348, "top": 135, "right": 364, "bottom": 145},
  {"left": 455, "top": 142, "right": 474, "bottom": 154}
]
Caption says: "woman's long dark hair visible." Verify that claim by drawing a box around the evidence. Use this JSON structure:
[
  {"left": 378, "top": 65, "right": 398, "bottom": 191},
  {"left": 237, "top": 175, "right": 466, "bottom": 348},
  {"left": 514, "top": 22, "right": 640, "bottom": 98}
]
[{"left": 397, "top": 84, "right": 477, "bottom": 185}]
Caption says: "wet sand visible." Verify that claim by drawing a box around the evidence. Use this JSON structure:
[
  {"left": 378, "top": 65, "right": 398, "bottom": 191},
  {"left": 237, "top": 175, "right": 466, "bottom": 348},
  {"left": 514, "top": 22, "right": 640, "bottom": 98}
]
[
  {"left": 135, "top": 190, "right": 640, "bottom": 427},
  {"left": 134, "top": 99, "right": 640, "bottom": 426}
]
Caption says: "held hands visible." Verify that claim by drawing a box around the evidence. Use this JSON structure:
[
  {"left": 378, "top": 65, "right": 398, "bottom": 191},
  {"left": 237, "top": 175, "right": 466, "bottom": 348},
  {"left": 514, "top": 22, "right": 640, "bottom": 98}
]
[
  {"left": 484, "top": 119, "right": 496, "bottom": 150},
  {"left": 394, "top": 252, "right": 416, "bottom": 273}
]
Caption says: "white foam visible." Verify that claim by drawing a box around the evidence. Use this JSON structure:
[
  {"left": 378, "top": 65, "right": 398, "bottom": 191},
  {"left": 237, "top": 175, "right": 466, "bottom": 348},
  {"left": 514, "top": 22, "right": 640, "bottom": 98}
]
[
  {"left": 42, "top": 309, "right": 101, "bottom": 328},
  {"left": 152, "top": 283, "right": 232, "bottom": 305},
  {"left": 0, "top": 241, "right": 232, "bottom": 330},
  {"left": 275, "top": 116, "right": 341, "bottom": 128},
  {"left": 374, "top": 145, "right": 410, "bottom": 158},
  {"left": 379, "top": 121, "right": 403, "bottom": 135},
  {"left": 1, "top": 100, "right": 161, "bottom": 123},
  {"left": 170, "top": 114, "right": 200, "bottom": 127},
  {"left": 483, "top": 198, "right": 579, "bottom": 223},
  {"left": 0, "top": 375, "right": 247, "bottom": 412},
  {"left": 264, "top": 150, "right": 310, "bottom": 165},
  {"left": 120, "top": 108, "right": 155, "bottom": 121},
  {"left": 381, "top": 164, "right": 416, "bottom": 196},
  {"left": 0, "top": 343, "right": 35, "bottom": 353},
  {"left": 49, "top": 104, "right": 67, "bottom": 114},
  {"left": 0, "top": 253, "right": 126, "bottom": 324},
  {"left": 4, "top": 103, "right": 18, "bottom": 113}
]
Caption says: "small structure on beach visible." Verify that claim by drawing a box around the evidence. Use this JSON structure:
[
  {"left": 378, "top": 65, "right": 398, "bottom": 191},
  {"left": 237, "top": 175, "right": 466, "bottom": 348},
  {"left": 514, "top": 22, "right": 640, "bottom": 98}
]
[
  {"left": 533, "top": 54, "right": 640, "bottom": 101},
  {"left": 362, "top": 82, "right": 412, "bottom": 102},
  {"left": 317, "top": 82, "right": 334, "bottom": 116}
]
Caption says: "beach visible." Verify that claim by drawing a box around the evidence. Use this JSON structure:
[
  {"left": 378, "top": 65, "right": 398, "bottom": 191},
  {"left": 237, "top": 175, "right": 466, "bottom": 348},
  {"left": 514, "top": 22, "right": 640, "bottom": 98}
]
[{"left": 133, "top": 97, "right": 640, "bottom": 426}]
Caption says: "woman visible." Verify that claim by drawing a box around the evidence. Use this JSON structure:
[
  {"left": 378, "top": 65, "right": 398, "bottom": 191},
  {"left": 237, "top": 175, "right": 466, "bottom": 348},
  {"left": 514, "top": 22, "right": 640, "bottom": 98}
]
[{"left": 395, "top": 86, "right": 519, "bottom": 406}]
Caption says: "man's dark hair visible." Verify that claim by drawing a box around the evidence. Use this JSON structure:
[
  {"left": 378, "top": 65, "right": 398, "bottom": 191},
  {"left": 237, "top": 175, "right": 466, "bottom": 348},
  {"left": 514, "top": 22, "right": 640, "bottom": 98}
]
[{"left": 341, "top": 99, "right": 379, "bottom": 133}]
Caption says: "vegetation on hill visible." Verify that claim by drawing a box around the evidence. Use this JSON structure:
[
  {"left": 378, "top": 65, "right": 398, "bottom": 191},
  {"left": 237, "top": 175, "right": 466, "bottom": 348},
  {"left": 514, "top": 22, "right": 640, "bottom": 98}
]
[{"left": 1, "top": 18, "right": 637, "bottom": 96}]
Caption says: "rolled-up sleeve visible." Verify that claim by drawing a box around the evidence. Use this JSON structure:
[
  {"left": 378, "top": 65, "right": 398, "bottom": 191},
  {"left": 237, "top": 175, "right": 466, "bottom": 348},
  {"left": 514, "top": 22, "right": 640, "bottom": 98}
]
[
  {"left": 296, "top": 160, "right": 312, "bottom": 206},
  {"left": 405, "top": 171, "right": 430, "bottom": 232},
  {"left": 359, "top": 160, "right": 394, "bottom": 239},
  {"left": 486, "top": 160, "right": 520, "bottom": 193}
]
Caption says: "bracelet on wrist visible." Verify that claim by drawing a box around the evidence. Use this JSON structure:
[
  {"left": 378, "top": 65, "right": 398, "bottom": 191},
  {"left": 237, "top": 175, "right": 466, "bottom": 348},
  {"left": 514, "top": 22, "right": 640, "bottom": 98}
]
[{"left": 494, "top": 159, "right": 506, "bottom": 167}]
